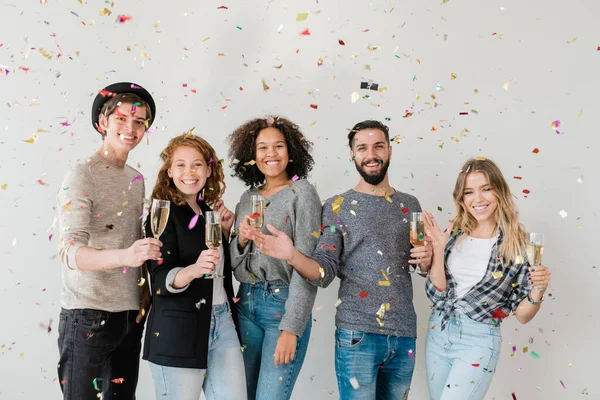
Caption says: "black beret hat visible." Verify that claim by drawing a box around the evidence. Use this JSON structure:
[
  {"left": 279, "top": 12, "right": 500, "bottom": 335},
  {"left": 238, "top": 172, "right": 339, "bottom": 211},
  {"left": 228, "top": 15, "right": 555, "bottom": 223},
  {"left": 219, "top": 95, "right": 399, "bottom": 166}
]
[{"left": 91, "top": 82, "right": 156, "bottom": 133}]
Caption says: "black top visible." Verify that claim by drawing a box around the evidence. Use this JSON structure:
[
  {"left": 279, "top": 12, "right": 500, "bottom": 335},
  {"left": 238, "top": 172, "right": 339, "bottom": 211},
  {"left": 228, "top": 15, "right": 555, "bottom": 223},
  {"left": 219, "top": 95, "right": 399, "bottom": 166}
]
[{"left": 142, "top": 200, "right": 239, "bottom": 369}]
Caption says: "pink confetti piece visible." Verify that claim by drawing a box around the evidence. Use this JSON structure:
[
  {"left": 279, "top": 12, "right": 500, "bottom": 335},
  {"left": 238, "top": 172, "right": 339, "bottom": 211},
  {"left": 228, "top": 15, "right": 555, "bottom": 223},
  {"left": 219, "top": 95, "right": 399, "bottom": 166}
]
[
  {"left": 117, "top": 15, "right": 132, "bottom": 23},
  {"left": 188, "top": 214, "right": 199, "bottom": 230},
  {"left": 408, "top": 349, "right": 415, "bottom": 358},
  {"left": 291, "top": 175, "right": 299, "bottom": 182},
  {"left": 128, "top": 174, "right": 143, "bottom": 190},
  {"left": 232, "top": 297, "right": 240, "bottom": 303},
  {"left": 122, "top": 267, "right": 127, "bottom": 274},
  {"left": 60, "top": 121, "right": 71, "bottom": 127},
  {"left": 209, "top": 157, "right": 215, "bottom": 164},
  {"left": 560, "top": 380, "right": 566, "bottom": 389},
  {"left": 198, "top": 192, "right": 203, "bottom": 201}
]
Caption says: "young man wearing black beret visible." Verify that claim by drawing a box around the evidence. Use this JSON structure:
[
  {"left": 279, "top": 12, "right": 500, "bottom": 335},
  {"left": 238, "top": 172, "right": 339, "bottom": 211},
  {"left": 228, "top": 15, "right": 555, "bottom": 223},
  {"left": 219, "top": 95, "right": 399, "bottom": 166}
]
[{"left": 56, "top": 82, "right": 161, "bottom": 399}]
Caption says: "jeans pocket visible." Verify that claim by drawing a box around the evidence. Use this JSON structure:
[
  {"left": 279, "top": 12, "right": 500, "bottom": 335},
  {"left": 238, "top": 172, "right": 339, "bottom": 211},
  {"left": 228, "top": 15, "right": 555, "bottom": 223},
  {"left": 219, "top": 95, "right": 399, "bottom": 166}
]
[
  {"left": 73, "top": 309, "right": 108, "bottom": 332},
  {"left": 336, "top": 328, "right": 366, "bottom": 349},
  {"left": 268, "top": 287, "right": 289, "bottom": 303}
]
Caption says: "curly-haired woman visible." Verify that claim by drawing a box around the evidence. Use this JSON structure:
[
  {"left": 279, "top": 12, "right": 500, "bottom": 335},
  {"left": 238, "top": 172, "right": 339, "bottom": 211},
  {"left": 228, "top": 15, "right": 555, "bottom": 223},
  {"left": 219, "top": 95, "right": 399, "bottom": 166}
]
[
  {"left": 227, "top": 116, "right": 321, "bottom": 400},
  {"left": 143, "top": 133, "right": 246, "bottom": 400}
]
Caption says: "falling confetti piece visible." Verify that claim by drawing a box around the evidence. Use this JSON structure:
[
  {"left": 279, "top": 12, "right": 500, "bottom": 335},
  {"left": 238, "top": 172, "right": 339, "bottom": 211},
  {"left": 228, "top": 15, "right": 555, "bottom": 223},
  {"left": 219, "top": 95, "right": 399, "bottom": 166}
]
[
  {"left": 310, "top": 104, "right": 318, "bottom": 109},
  {"left": 559, "top": 210, "right": 568, "bottom": 219},
  {"left": 111, "top": 378, "right": 125, "bottom": 384},
  {"left": 472, "top": 363, "right": 480, "bottom": 367},
  {"left": 262, "top": 79, "right": 270, "bottom": 91},
  {"left": 300, "top": 29, "right": 311, "bottom": 36},
  {"left": 532, "top": 148, "right": 540, "bottom": 154},
  {"left": 188, "top": 214, "right": 199, "bottom": 229},
  {"left": 137, "top": 277, "right": 146, "bottom": 287},
  {"left": 408, "top": 349, "right": 416, "bottom": 358},
  {"left": 1, "top": 184, "right": 7, "bottom": 190},
  {"left": 232, "top": 297, "right": 240, "bottom": 303},
  {"left": 99, "top": 8, "right": 112, "bottom": 16},
  {"left": 530, "top": 351, "right": 541, "bottom": 359},
  {"left": 451, "top": 73, "right": 457, "bottom": 80},
  {"left": 351, "top": 92, "right": 360, "bottom": 103},
  {"left": 359, "top": 291, "right": 368, "bottom": 299},
  {"left": 334, "top": 299, "right": 342, "bottom": 308},
  {"left": 296, "top": 12, "right": 308, "bottom": 21},
  {"left": 338, "top": 40, "right": 346, "bottom": 45},
  {"left": 117, "top": 15, "right": 132, "bottom": 23},
  {"left": 560, "top": 380, "right": 566, "bottom": 388},
  {"left": 24, "top": 135, "right": 39, "bottom": 143},
  {"left": 311, "top": 232, "right": 319, "bottom": 239},
  {"left": 378, "top": 280, "right": 390, "bottom": 287},
  {"left": 523, "top": 189, "right": 530, "bottom": 195}
]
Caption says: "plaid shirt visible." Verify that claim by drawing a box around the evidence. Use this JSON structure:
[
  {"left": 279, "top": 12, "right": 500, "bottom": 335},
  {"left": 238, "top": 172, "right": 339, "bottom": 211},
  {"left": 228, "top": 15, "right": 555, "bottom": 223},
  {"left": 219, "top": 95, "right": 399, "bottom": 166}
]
[{"left": 425, "top": 229, "right": 531, "bottom": 330}]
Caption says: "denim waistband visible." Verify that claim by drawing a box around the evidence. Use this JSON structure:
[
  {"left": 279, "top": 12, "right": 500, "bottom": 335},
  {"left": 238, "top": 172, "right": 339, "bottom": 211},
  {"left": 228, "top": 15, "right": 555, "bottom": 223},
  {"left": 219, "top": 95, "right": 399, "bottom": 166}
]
[{"left": 241, "top": 281, "right": 289, "bottom": 291}]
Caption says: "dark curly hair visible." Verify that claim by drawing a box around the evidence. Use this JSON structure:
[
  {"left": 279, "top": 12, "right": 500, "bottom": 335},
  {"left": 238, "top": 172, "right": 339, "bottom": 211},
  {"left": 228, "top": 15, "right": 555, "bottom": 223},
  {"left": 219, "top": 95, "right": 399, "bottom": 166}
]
[
  {"left": 151, "top": 132, "right": 225, "bottom": 207},
  {"left": 227, "top": 116, "right": 314, "bottom": 187}
]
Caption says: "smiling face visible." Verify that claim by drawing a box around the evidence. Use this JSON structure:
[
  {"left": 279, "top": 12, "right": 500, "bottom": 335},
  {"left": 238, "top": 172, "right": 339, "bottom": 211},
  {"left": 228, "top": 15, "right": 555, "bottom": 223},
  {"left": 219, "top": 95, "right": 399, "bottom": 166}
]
[
  {"left": 255, "top": 127, "right": 289, "bottom": 181},
  {"left": 350, "top": 128, "right": 392, "bottom": 186},
  {"left": 462, "top": 171, "right": 499, "bottom": 226},
  {"left": 167, "top": 145, "right": 211, "bottom": 203},
  {"left": 99, "top": 102, "right": 147, "bottom": 154}
]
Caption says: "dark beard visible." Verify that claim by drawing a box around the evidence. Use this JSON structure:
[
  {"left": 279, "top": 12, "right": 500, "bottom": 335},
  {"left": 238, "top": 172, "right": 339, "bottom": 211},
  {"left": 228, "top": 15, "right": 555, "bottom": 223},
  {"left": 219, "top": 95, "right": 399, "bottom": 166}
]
[{"left": 354, "top": 158, "right": 390, "bottom": 186}]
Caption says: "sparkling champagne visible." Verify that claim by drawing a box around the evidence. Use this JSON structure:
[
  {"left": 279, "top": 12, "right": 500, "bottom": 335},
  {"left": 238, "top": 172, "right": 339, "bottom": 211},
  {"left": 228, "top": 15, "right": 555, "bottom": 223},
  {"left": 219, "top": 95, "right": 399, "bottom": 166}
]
[
  {"left": 205, "top": 222, "right": 222, "bottom": 250},
  {"left": 151, "top": 200, "right": 170, "bottom": 239},
  {"left": 410, "top": 221, "right": 425, "bottom": 247},
  {"left": 250, "top": 199, "right": 264, "bottom": 228},
  {"left": 526, "top": 244, "right": 543, "bottom": 266}
]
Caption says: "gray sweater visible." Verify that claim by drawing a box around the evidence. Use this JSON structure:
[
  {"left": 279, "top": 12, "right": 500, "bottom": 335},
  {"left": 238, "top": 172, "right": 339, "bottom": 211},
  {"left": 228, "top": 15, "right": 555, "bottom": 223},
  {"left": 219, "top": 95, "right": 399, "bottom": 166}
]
[
  {"left": 230, "top": 179, "right": 321, "bottom": 337},
  {"left": 57, "top": 153, "right": 144, "bottom": 312},
  {"left": 310, "top": 189, "right": 422, "bottom": 338}
]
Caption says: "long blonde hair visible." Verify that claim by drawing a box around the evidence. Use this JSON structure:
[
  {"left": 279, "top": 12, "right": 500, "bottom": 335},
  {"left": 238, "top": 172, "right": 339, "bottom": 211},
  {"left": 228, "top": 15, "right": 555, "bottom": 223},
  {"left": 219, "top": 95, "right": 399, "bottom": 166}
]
[
  {"left": 151, "top": 132, "right": 225, "bottom": 207},
  {"left": 452, "top": 158, "right": 525, "bottom": 264}
]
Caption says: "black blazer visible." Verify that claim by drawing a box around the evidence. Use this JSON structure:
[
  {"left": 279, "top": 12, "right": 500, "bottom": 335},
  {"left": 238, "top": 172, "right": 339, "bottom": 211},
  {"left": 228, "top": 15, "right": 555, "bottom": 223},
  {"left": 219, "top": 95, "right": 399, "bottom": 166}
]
[{"left": 142, "top": 200, "right": 239, "bottom": 369}]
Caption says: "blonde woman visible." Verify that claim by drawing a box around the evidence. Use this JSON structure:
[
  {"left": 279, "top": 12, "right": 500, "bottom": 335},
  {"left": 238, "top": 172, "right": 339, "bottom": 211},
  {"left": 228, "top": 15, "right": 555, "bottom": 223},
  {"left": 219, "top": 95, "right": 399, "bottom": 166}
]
[{"left": 422, "top": 158, "right": 551, "bottom": 400}]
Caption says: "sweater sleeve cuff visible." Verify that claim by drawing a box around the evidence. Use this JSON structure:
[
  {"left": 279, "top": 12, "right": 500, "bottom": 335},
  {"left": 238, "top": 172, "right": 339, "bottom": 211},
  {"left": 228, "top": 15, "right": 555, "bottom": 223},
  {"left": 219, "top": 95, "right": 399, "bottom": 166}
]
[
  {"left": 67, "top": 243, "right": 84, "bottom": 271},
  {"left": 166, "top": 267, "right": 189, "bottom": 293},
  {"left": 279, "top": 316, "right": 306, "bottom": 337}
]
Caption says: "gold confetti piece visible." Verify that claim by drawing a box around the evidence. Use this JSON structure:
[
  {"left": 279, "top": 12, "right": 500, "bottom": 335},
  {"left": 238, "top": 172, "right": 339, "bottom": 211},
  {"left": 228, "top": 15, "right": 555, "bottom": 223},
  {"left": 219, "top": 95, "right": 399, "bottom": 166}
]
[
  {"left": 334, "top": 298, "right": 342, "bottom": 308},
  {"left": 378, "top": 281, "right": 390, "bottom": 287},
  {"left": 523, "top": 346, "right": 528, "bottom": 353},
  {"left": 156, "top": 288, "right": 161, "bottom": 295},
  {"left": 503, "top": 81, "right": 510, "bottom": 91},
  {"left": 568, "top": 36, "right": 577, "bottom": 43},
  {"left": 381, "top": 188, "right": 393, "bottom": 203},
  {"left": 274, "top": 64, "right": 282, "bottom": 69},
  {"left": 117, "top": 211, "right": 123, "bottom": 216},
  {"left": 491, "top": 271, "right": 503, "bottom": 279},
  {"left": 137, "top": 277, "right": 146, "bottom": 287},
  {"left": 578, "top": 108, "right": 583, "bottom": 117},
  {"left": 122, "top": 201, "right": 129, "bottom": 206},
  {"left": 311, "top": 231, "right": 319, "bottom": 238},
  {"left": 319, "top": 267, "right": 325, "bottom": 278},
  {"left": 351, "top": 92, "right": 360, "bottom": 103},
  {"left": 202, "top": 37, "right": 210, "bottom": 42},
  {"left": 332, "top": 196, "right": 344, "bottom": 215},
  {"left": 262, "top": 79, "right": 270, "bottom": 91},
  {"left": 140, "top": 52, "right": 149, "bottom": 58},
  {"left": 381, "top": 270, "right": 389, "bottom": 281},
  {"left": 296, "top": 12, "right": 308, "bottom": 21},
  {"left": 378, "top": 87, "right": 388, "bottom": 92},
  {"left": 38, "top": 48, "right": 52, "bottom": 59},
  {"left": 315, "top": 306, "right": 323, "bottom": 311},
  {"left": 415, "top": 94, "right": 421, "bottom": 100},
  {"left": 364, "top": 64, "right": 371, "bottom": 71},
  {"left": 24, "top": 135, "right": 39, "bottom": 143},
  {"left": 475, "top": 156, "right": 486, "bottom": 160},
  {"left": 141, "top": 309, "right": 145, "bottom": 317},
  {"left": 376, "top": 317, "right": 384, "bottom": 327},
  {"left": 474, "top": 88, "right": 479, "bottom": 93},
  {"left": 99, "top": 7, "right": 112, "bottom": 16},
  {"left": 451, "top": 73, "right": 457, "bottom": 80},
  {"left": 154, "top": 332, "right": 160, "bottom": 337},
  {"left": 20, "top": 352, "right": 24, "bottom": 359},
  {"left": 451, "top": 137, "right": 459, "bottom": 142},
  {"left": 37, "top": 128, "right": 49, "bottom": 133},
  {"left": 1, "top": 184, "right": 7, "bottom": 190},
  {"left": 247, "top": 160, "right": 256, "bottom": 166},
  {"left": 350, "top": 210, "right": 356, "bottom": 216}
]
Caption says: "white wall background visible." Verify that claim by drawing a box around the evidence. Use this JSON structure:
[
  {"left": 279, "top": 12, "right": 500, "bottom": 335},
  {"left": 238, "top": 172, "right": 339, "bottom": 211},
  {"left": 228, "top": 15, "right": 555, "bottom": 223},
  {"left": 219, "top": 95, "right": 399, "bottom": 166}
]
[{"left": 1, "top": 0, "right": 599, "bottom": 398}]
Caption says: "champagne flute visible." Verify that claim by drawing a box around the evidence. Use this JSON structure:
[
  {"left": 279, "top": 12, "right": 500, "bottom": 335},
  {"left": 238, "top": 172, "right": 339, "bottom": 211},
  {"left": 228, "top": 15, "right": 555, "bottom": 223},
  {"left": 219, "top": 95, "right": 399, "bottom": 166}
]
[
  {"left": 204, "top": 211, "right": 224, "bottom": 279},
  {"left": 249, "top": 195, "right": 265, "bottom": 255},
  {"left": 526, "top": 232, "right": 544, "bottom": 290},
  {"left": 409, "top": 212, "right": 425, "bottom": 273},
  {"left": 151, "top": 199, "right": 170, "bottom": 261}
]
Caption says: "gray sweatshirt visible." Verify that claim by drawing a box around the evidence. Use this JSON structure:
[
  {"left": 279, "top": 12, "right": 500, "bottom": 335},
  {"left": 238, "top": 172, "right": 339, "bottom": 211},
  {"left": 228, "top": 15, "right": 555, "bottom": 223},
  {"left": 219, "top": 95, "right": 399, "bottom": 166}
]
[
  {"left": 56, "top": 153, "right": 144, "bottom": 312},
  {"left": 230, "top": 179, "right": 321, "bottom": 337},
  {"left": 309, "top": 189, "right": 422, "bottom": 338}
]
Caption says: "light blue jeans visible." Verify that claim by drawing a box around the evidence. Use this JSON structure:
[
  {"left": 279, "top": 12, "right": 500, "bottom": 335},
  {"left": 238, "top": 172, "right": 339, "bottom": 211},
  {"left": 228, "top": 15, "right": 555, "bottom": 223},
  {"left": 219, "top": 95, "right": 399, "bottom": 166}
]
[
  {"left": 335, "top": 328, "right": 416, "bottom": 400},
  {"left": 236, "top": 281, "right": 312, "bottom": 400},
  {"left": 425, "top": 312, "right": 502, "bottom": 400},
  {"left": 148, "top": 303, "right": 246, "bottom": 400}
]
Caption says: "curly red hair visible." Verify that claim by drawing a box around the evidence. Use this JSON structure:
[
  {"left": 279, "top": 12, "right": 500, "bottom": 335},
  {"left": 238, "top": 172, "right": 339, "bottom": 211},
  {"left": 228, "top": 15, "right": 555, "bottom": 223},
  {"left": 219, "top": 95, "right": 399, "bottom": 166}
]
[{"left": 150, "top": 132, "right": 225, "bottom": 207}]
